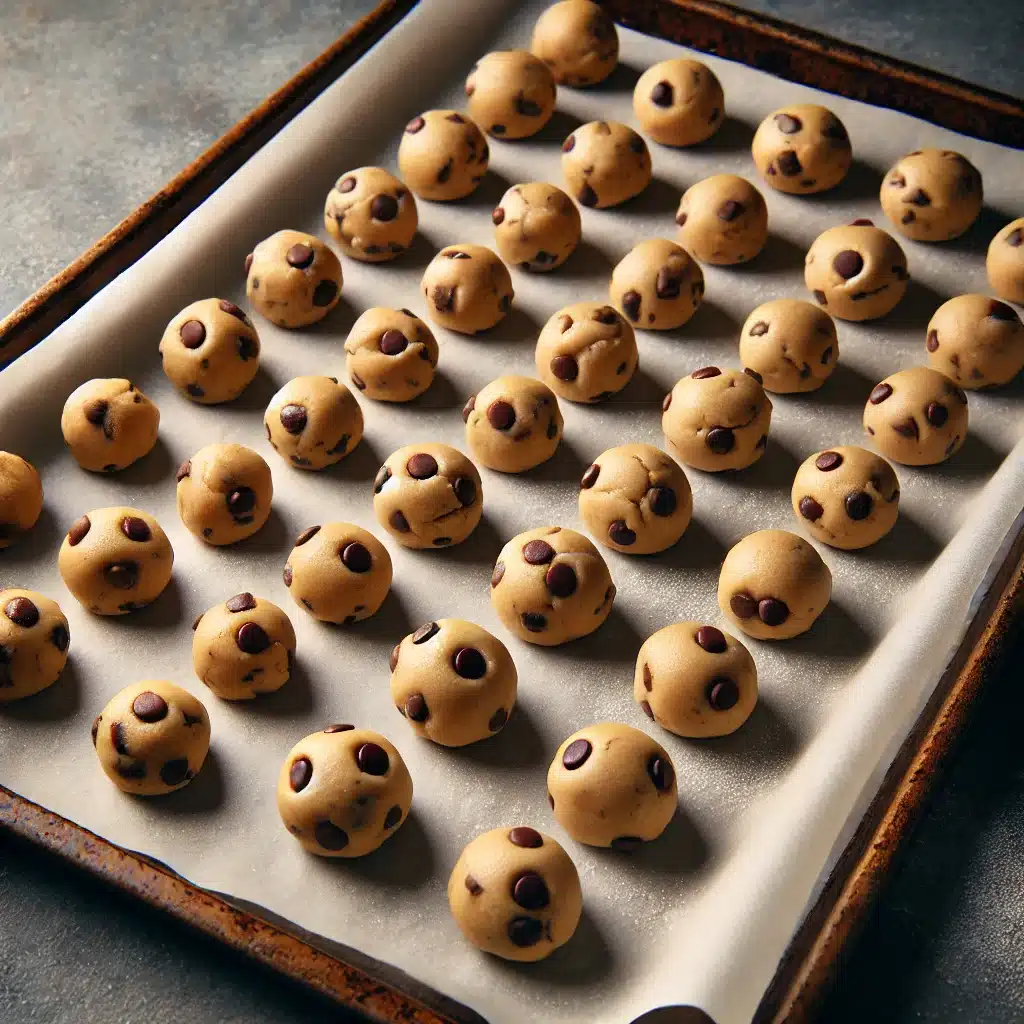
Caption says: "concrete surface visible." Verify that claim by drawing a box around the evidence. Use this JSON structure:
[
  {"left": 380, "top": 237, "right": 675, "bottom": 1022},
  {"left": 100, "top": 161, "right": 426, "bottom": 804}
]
[{"left": 1, "top": 2, "right": 1022, "bottom": 1023}]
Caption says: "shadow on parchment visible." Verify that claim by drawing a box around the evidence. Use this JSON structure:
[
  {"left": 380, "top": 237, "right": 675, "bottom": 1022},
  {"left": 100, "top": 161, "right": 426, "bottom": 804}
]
[
  {"left": 783, "top": 596, "right": 875, "bottom": 664},
  {"left": 325, "top": 808, "right": 435, "bottom": 890},
  {"left": 445, "top": 702, "right": 548, "bottom": 770},
  {"left": 151, "top": 747, "right": 225, "bottom": 814},
  {"left": 545, "top": 604, "right": 645, "bottom": 668},
  {"left": 697, "top": 695, "right": 804, "bottom": 777},
  {"left": 854, "top": 506, "right": 943, "bottom": 568},
  {"left": 0, "top": 657, "right": 82, "bottom": 721}
]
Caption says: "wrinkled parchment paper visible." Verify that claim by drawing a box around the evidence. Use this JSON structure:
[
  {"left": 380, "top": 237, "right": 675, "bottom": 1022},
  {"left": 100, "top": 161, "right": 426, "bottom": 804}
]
[{"left": 1, "top": 2, "right": 1022, "bottom": 1021}]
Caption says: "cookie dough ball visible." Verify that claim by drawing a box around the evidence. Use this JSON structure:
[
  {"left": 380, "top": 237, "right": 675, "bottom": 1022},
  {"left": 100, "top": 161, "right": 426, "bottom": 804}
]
[
  {"left": 805, "top": 220, "right": 909, "bottom": 322},
  {"left": 264, "top": 375, "right": 363, "bottom": 470},
  {"left": 159, "top": 298, "right": 261, "bottom": 404},
  {"left": 344, "top": 307, "right": 438, "bottom": 402},
  {"left": 881, "top": 149, "right": 983, "bottom": 241},
  {"left": 547, "top": 722, "right": 676, "bottom": 849},
  {"left": 448, "top": 827, "right": 582, "bottom": 962},
  {"left": 675, "top": 174, "right": 768, "bottom": 265},
  {"left": 635, "top": 622, "right": 757, "bottom": 738},
  {"left": 373, "top": 443, "right": 482, "bottom": 549},
  {"left": 284, "top": 522, "right": 392, "bottom": 624},
  {"left": 323, "top": 166, "right": 418, "bottom": 262},
  {"left": 610, "top": 238, "right": 704, "bottom": 330},
  {"left": 60, "top": 379, "right": 159, "bottom": 473},
  {"left": 490, "top": 526, "right": 615, "bottom": 646},
  {"left": 466, "top": 50, "right": 556, "bottom": 139},
  {"left": 633, "top": 58, "right": 724, "bottom": 147},
  {"left": 535, "top": 302, "right": 638, "bottom": 404},
  {"left": 59, "top": 507, "right": 173, "bottom": 616},
  {"left": 0, "top": 590, "right": 70, "bottom": 702},
  {"left": 718, "top": 530, "right": 832, "bottom": 641},
  {"left": 244, "top": 230, "right": 342, "bottom": 328},
  {"left": 421, "top": 244, "right": 513, "bottom": 335},
  {"left": 987, "top": 218, "right": 1024, "bottom": 304},
  {"left": 561, "top": 120, "right": 651, "bottom": 208},
  {"left": 0, "top": 453, "right": 43, "bottom": 549},
  {"left": 926, "top": 294, "right": 1024, "bottom": 389},
  {"left": 276, "top": 725, "right": 412, "bottom": 857},
  {"left": 464, "top": 375, "right": 562, "bottom": 474},
  {"left": 92, "top": 680, "right": 210, "bottom": 796},
  {"left": 492, "top": 182, "right": 581, "bottom": 272},
  {"left": 739, "top": 299, "right": 839, "bottom": 394},
  {"left": 389, "top": 619, "right": 517, "bottom": 747},
  {"left": 792, "top": 446, "right": 900, "bottom": 551},
  {"left": 578, "top": 443, "right": 692, "bottom": 554},
  {"left": 530, "top": 0, "right": 618, "bottom": 87},
  {"left": 176, "top": 443, "right": 273, "bottom": 546},
  {"left": 398, "top": 110, "right": 489, "bottom": 202},
  {"left": 863, "top": 366, "right": 969, "bottom": 466},
  {"left": 752, "top": 105, "right": 852, "bottom": 195},
  {"left": 662, "top": 366, "right": 772, "bottom": 473},
  {"left": 192, "top": 592, "right": 296, "bottom": 701}
]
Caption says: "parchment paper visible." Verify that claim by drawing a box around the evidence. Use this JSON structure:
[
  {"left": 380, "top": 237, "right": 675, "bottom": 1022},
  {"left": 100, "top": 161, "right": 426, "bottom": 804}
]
[{"left": 1, "top": 2, "right": 1022, "bottom": 1021}]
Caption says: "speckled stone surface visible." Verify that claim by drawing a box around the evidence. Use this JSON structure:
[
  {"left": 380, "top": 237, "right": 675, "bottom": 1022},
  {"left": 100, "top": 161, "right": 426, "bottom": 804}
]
[{"left": 1, "top": 3, "right": 1022, "bottom": 1023}]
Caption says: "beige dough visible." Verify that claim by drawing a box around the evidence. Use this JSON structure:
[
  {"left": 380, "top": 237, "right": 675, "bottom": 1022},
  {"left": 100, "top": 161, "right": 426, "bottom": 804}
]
[
  {"left": 245, "top": 230, "right": 342, "bottom": 328},
  {"left": 863, "top": 366, "right": 968, "bottom": 466},
  {"left": 492, "top": 182, "right": 581, "bottom": 272},
  {"left": 344, "top": 306, "right": 438, "bottom": 402},
  {"left": 276, "top": 726, "right": 412, "bottom": 857},
  {"left": 176, "top": 443, "right": 273, "bottom": 546},
  {"left": 752, "top": 104, "right": 852, "bottom": 194},
  {"left": 490, "top": 526, "right": 614, "bottom": 646},
  {"left": 159, "top": 298, "right": 261, "bottom": 404},
  {"left": 739, "top": 298, "right": 839, "bottom": 394},
  {"left": 675, "top": 174, "right": 768, "bottom": 265},
  {"left": 0, "top": 589, "right": 70, "bottom": 702},
  {"left": 926, "top": 294, "right": 1024, "bottom": 389},
  {"left": 92, "top": 680, "right": 210, "bottom": 796},
  {"left": 59, "top": 507, "right": 173, "bottom": 616},
  {"left": 987, "top": 218, "right": 1024, "bottom": 304},
  {"left": 805, "top": 220, "right": 909, "bottom": 321},
  {"left": 535, "top": 302, "right": 638, "bottom": 404},
  {"left": 283, "top": 522, "right": 392, "bottom": 624},
  {"left": 464, "top": 375, "right": 562, "bottom": 473},
  {"left": 389, "top": 618, "right": 517, "bottom": 747},
  {"left": 609, "top": 238, "right": 704, "bottom": 330},
  {"left": 373, "top": 443, "right": 483, "bottom": 549},
  {"left": 421, "top": 244, "right": 513, "bottom": 335},
  {"left": 398, "top": 110, "right": 489, "bottom": 202},
  {"left": 60, "top": 378, "right": 159, "bottom": 473},
  {"left": 632, "top": 58, "right": 724, "bottom": 147},
  {"left": 718, "top": 529, "right": 832, "bottom": 641},
  {"left": 323, "top": 166, "right": 418, "bottom": 262},
  {"left": 192, "top": 592, "right": 297, "bottom": 701},
  {"left": 578, "top": 443, "right": 693, "bottom": 554},
  {"left": 466, "top": 50, "right": 557, "bottom": 139},
  {"left": 792, "top": 446, "right": 900, "bottom": 551},
  {"left": 634, "top": 622, "right": 757, "bottom": 738},
  {"left": 547, "top": 722, "right": 677, "bottom": 849},
  {"left": 264, "top": 375, "right": 363, "bottom": 470},
  {"left": 530, "top": 0, "right": 618, "bottom": 87},
  {"left": 662, "top": 366, "right": 772, "bottom": 472},
  {"left": 561, "top": 120, "right": 651, "bottom": 208},
  {"left": 448, "top": 826, "right": 582, "bottom": 962},
  {"left": 0, "top": 452, "right": 43, "bottom": 549},
  {"left": 880, "top": 148, "right": 983, "bottom": 241}
]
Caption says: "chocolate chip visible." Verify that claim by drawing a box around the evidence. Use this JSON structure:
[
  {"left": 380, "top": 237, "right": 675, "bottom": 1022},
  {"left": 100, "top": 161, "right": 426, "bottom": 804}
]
[
  {"left": 356, "top": 742, "right": 389, "bottom": 776},
  {"left": 175, "top": 459, "right": 192, "bottom": 483},
  {"left": 286, "top": 243, "right": 314, "bottom": 269},
  {"left": 508, "top": 917, "right": 543, "bottom": 947},
  {"left": 160, "top": 759, "right": 191, "bottom": 787},
  {"left": 608, "top": 520, "right": 636, "bottom": 546},
  {"left": 869, "top": 383, "right": 893, "bottom": 404},
  {"left": 538, "top": 562, "right": 576, "bottom": 600},
  {"left": 436, "top": 159, "right": 453, "bottom": 184},
  {"left": 523, "top": 539, "right": 555, "bottom": 564},
  {"left": 488, "top": 707, "right": 508, "bottom": 731},
  {"left": 486, "top": 400, "right": 516, "bottom": 431},
  {"left": 290, "top": 526, "right": 320, "bottom": 550},
  {"left": 410, "top": 621, "right": 438, "bottom": 646},
  {"left": 902, "top": 211, "right": 916, "bottom": 225},
  {"left": 67, "top": 514, "right": 92, "bottom": 546},
  {"left": 453, "top": 477, "right": 477, "bottom": 507},
  {"left": 821, "top": 345, "right": 834, "bottom": 365},
  {"left": 278, "top": 403, "right": 307, "bottom": 434},
  {"left": 747, "top": 321, "right": 768, "bottom": 337},
  {"left": 926, "top": 401, "right": 949, "bottom": 427},
  {"left": 351, "top": 372, "right": 366, "bottom": 391},
  {"left": 50, "top": 624, "right": 70, "bottom": 652},
  {"left": 833, "top": 250, "right": 864, "bottom": 279},
  {"left": 621, "top": 290, "right": 641, "bottom": 322},
  {"left": 341, "top": 541, "right": 372, "bottom": 573},
  {"left": 695, "top": 625, "right": 727, "bottom": 653},
  {"left": 642, "top": 663, "right": 653, "bottom": 691},
  {"left": 521, "top": 612, "right": 547, "bottom": 632},
  {"left": 893, "top": 417, "right": 919, "bottom": 439},
  {"left": 655, "top": 267, "right": 682, "bottom": 299},
  {"left": 244, "top": 253, "right": 254, "bottom": 275},
  {"left": 336, "top": 176, "right": 357, "bottom": 193},
  {"left": 285, "top": 756, "right": 312, "bottom": 792},
  {"left": 117, "top": 517, "right": 151, "bottom": 545},
  {"left": 813, "top": 290, "right": 827, "bottom": 305},
  {"left": 561, "top": 134, "right": 576, "bottom": 152},
  {"left": 546, "top": 419, "right": 558, "bottom": 439},
  {"left": 816, "top": 451, "right": 843, "bottom": 472},
  {"left": 718, "top": 200, "right": 743, "bottom": 221},
  {"left": 314, "top": 821, "right": 349, "bottom": 850},
  {"left": 758, "top": 597, "right": 789, "bottom": 626},
  {"left": 221, "top": 593, "right": 256, "bottom": 615},
  {"left": 405, "top": 115, "right": 425, "bottom": 133},
  {"left": 323, "top": 723, "right": 354, "bottom": 734},
  {"left": 774, "top": 113, "right": 802, "bottom": 134},
  {"left": 382, "top": 805, "right": 403, "bottom": 830},
  {"left": 465, "top": 875, "right": 483, "bottom": 895},
  {"left": 730, "top": 593, "right": 757, "bottom": 618},
  {"left": 509, "top": 826, "right": 543, "bottom": 848},
  {"left": 227, "top": 486, "right": 256, "bottom": 517},
  {"left": 691, "top": 366, "right": 721, "bottom": 379},
  {"left": 647, "top": 754, "right": 673, "bottom": 792},
  {"left": 580, "top": 464, "right": 600, "bottom": 489},
  {"left": 406, "top": 453, "right": 438, "bottom": 479},
  {"left": 845, "top": 491, "right": 873, "bottom": 520},
  {"left": 103, "top": 561, "right": 139, "bottom": 590},
  {"left": 794, "top": 494, "right": 825, "bottom": 523},
  {"left": 707, "top": 677, "right": 739, "bottom": 710},
  {"left": 550, "top": 354, "right": 578, "bottom": 381},
  {"left": 515, "top": 94, "right": 543, "bottom": 116},
  {"left": 132, "top": 691, "right": 168, "bottom": 722},
  {"left": 777, "top": 150, "right": 802, "bottom": 176},
  {"left": 1007, "top": 228, "right": 1023, "bottom": 247},
  {"left": 180, "top": 320, "right": 206, "bottom": 349},
  {"left": 370, "top": 194, "right": 399, "bottom": 221},
  {"left": 675, "top": 210, "right": 688, "bottom": 227},
  {"left": 4, "top": 597, "right": 39, "bottom": 628},
  {"left": 406, "top": 693, "right": 429, "bottom": 722},
  {"left": 451, "top": 647, "right": 487, "bottom": 679},
  {"left": 562, "top": 738, "right": 591, "bottom": 770},
  {"left": 491, "top": 206, "right": 505, "bottom": 226},
  {"left": 705, "top": 427, "right": 735, "bottom": 454},
  {"left": 390, "top": 510, "right": 410, "bottom": 533},
  {"left": 312, "top": 280, "right": 338, "bottom": 307},
  {"left": 908, "top": 189, "right": 931, "bottom": 207},
  {"left": 512, "top": 871, "right": 550, "bottom": 910},
  {"left": 83, "top": 399, "right": 108, "bottom": 428},
  {"left": 611, "top": 836, "right": 644, "bottom": 852},
  {"left": 648, "top": 486, "right": 676, "bottom": 517},
  {"left": 371, "top": 329, "right": 408, "bottom": 359},
  {"left": 236, "top": 622, "right": 270, "bottom": 654},
  {"left": 578, "top": 184, "right": 598, "bottom": 207},
  {"left": 491, "top": 562, "right": 505, "bottom": 587},
  {"left": 283, "top": 565, "right": 293, "bottom": 586}
]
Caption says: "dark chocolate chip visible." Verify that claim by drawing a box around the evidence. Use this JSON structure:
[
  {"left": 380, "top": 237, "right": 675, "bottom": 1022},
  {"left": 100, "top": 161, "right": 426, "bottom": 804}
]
[
  {"left": 691, "top": 366, "right": 721, "bottom": 379},
  {"left": 845, "top": 491, "right": 873, "bottom": 520},
  {"left": 705, "top": 427, "right": 735, "bottom": 454},
  {"left": 487, "top": 400, "right": 516, "bottom": 430},
  {"left": 436, "top": 159, "right": 453, "bottom": 184},
  {"left": 707, "top": 677, "right": 739, "bottom": 710},
  {"left": 453, "top": 476, "right": 477, "bottom": 506},
  {"left": 821, "top": 345, "right": 834, "bottom": 365},
  {"left": 356, "top": 742, "right": 389, "bottom": 776},
  {"left": 758, "top": 597, "right": 789, "bottom": 626},
  {"left": 488, "top": 707, "right": 508, "bottom": 731},
  {"left": 869, "top": 383, "right": 893, "bottom": 404},
  {"left": 465, "top": 875, "right": 483, "bottom": 895},
  {"left": 833, "top": 250, "right": 864, "bottom": 279},
  {"left": 813, "top": 289, "right": 827, "bottom": 305},
  {"left": 523, "top": 539, "right": 555, "bottom": 564},
  {"left": 651, "top": 80, "right": 673, "bottom": 106},
  {"left": 461, "top": 395, "right": 476, "bottom": 424},
  {"left": 508, "top": 826, "right": 543, "bottom": 848},
  {"left": 926, "top": 401, "right": 949, "bottom": 427},
  {"left": 370, "top": 194, "right": 399, "bottom": 221},
  {"left": 718, "top": 200, "right": 743, "bottom": 221},
  {"left": 608, "top": 520, "right": 636, "bottom": 546},
  {"left": 341, "top": 541, "right": 372, "bottom": 573},
  {"left": 121, "top": 516, "right": 151, "bottom": 542},
  {"left": 132, "top": 691, "right": 168, "bottom": 723},
  {"left": 453, "top": 647, "right": 487, "bottom": 679},
  {"left": 545, "top": 563, "right": 577, "bottom": 598},
  {"left": 312, "top": 280, "right": 338, "bottom": 307},
  {"left": 512, "top": 871, "right": 550, "bottom": 910},
  {"left": 289, "top": 756, "right": 312, "bottom": 792},
  {"left": 562, "top": 738, "right": 591, "bottom": 770},
  {"left": 774, "top": 113, "right": 802, "bottom": 134},
  {"left": 175, "top": 459, "right": 192, "bottom": 483},
  {"left": 83, "top": 399, "right": 108, "bottom": 427},
  {"left": 227, "top": 486, "right": 256, "bottom": 517},
  {"left": 384, "top": 805, "right": 403, "bottom": 829},
  {"left": 580, "top": 464, "right": 600, "bottom": 489},
  {"left": 293, "top": 525, "right": 321, "bottom": 549},
  {"left": 647, "top": 754, "right": 674, "bottom": 792},
  {"left": 815, "top": 451, "right": 843, "bottom": 472},
  {"left": 656, "top": 267, "right": 682, "bottom": 299},
  {"left": 180, "top": 320, "right": 206, "bottom": 349},
  {"left": 621, "top": 290, "right": 642, "bottom": 322},
  {"left": 578, "top": 184, "right": 598, "bottom": 207},
  {"left": 67, "top": 515, "right": 91, "bottom": 546},
  {"left": 160, "top": 758, "right": 191, "bottom": 787},
  {"left": 4, "top": 597, "right": 39, "bottom": 628},
  {"left": 378, "top": 328, "right": 409, "bottom": 356},
  {"left": 405, "top": 115, "right": 425, "bottom": 133},
  {"left": 799, "top": 494, "right": 825, "bottom": 521},
  {"left": 314, "top": 821, "right": 349, "bottom": 850},
  {"left": 50, "top": 624, "right": 70, "bottom": 652},
  {"left": 103, "top": 561, "right": 139, "bottom": 590},
  {"left": 406, "top": 693, "right": 429, "bottom": 722},
  {"left": 550, "top": 354, "right": 578, "bottom": 381},
  {"left": 390, "top": 510, "right": 410, "bottom": 533},
  {"left": 561, "top": 134, "right": 576, "bottom": 152},
  {"left": 491, "top": 561, "right": 505, "bottom": 587},
  {"left": 280, "top": 404, "right": 307, "bottom": 434},
  {"left": 649, "top": 486, "right": 676, "bottom": 516},
  {"left": 730, "top": 593, "right": 757, "bottom": 619},
  {"left": 412, "top": 621, "right": 439, "bottom": 645},
  {"left": 507, "top": 917, "right": 543, "bottom": 947},
  {"left": 892, "top": 417, "right": 919, "bottom": 439},
  {"left": 675, "top": 210, "right": 688, "bottom": 226},
  {"left": 286, "top": 243, "right": 314, "bottom": 269},
  {"left": 351, "top": 372, "right": 366, "bottom": 391},
  {"left": 521, "top": 611, "right": 547, "bottom": 632},
  {"left": 236, "top": 622, "right": 270, "bottom": 654},
  {"left": 492, "top": 206, "right": 505, "bottom": 226},
  {"left": 777, "top": 150, "right": 802, "bottom": 176},
  {"left": 283, "top": 565, "right": 293, "bottom": 586},
  {"left": 695, "top": 625, "right": 727, "bottom": 653},
  {"left": 744, "top": 368, "right": 764, "bottom": 386},
  {"left": 515, "top": 95, "right": 543, "bottom": 117},
  {"left": 1007, "top": 228, "right": 1023, "bottom": 247},
  {"left": 225, "top": 592, "right": 257, "bottom": 613},
  {"left": 908, "top": 189, "right": 931, "bottom": 207},
  {"left": 406, "top": 453, "right": 438, "bottom": 479},
  {"left": 323, "top": 723, "right": 354, "bottom": 734}
]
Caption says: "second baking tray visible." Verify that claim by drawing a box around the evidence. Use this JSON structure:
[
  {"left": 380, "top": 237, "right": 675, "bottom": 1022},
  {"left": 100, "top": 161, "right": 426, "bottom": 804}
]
[{"left": 1, "top": 1, "right": 1023, "bottom": 1022}]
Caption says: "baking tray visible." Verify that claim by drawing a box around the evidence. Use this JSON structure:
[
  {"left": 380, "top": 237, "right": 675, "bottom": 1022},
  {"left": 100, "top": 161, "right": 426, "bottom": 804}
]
[{"left": 1, "top": 1, "right": 1022, "bottom": 1022}]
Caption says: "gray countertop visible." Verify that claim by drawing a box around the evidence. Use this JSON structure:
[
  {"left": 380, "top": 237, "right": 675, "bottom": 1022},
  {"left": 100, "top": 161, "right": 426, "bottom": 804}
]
[{"left": 1, "top": 2, "right": 1022, "bottom": 1023}]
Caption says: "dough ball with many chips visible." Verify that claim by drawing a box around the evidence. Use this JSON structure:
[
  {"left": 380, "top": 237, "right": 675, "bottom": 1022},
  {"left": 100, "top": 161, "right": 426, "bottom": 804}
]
[
  {"left": 324, "top": 166, "right": 417, "bottom": 262},
  {"left": 739, "top": 298, "right": 839, "bottom": 394},
  {"left": 344, "top": 307, "right": 438, "bottom": 402},
  {"left": 61, "top": 378, "right": 159, "bottom": 473},
  {"left": 530, "top": 0, "right": 618, "bottom": 87},
  {"left": 492, "top": 182, "right": 581, "bottom": 272},
  {"left": 633, "top": 58, "right": 724, "bottom": 147},
  {"left": 675, "top": 174, "right": 768, "bottom": 265},
  {"left": 466, "top": 50, "right": 557, "bottom": 139},
  {"left": 0, "top": 589, "right": 70, "bottom": 702},
  {"left": 925, "top": 294, "right": 1024, "bottom": 389},
  {"left": 752, "top": 104, "right": 852, "bottom": 195},
  {"left": 421, "top": 244, "right": 513, "bottom": 335},
  {"left": 610, "top": 238, "right": 704, "bottom": 330},
  {"left": 0, "top": 452, "right": 43, "bottom": 549},
  {"left": 561, "top": 120, "right": 651, "bottom": 209},
  {"left": 264, "top": 375, "right": 363, "bottom": 470},
  {"left": 987, "top": 218, "right": 1024, "bottom": 305},
  {"left": 398, "top": 110, "right": 489, "bottom": 202},
  {"left": 245, "top": 230, "right": 342, "bottom": 328}
]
